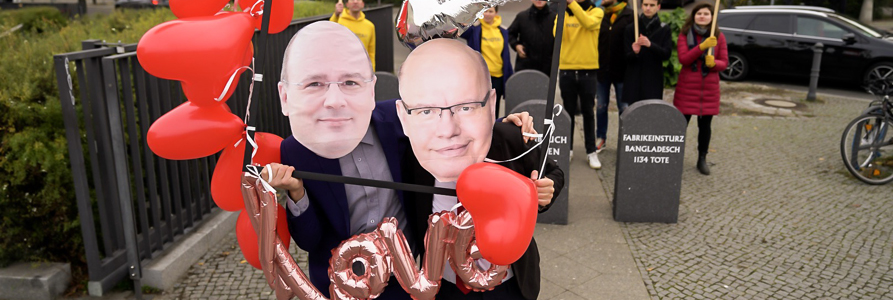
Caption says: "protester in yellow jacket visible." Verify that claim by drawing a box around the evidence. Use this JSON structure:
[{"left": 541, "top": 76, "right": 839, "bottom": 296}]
[
  {"left": 553, "top": 0, "right": 604, "bottom": 169},
  {"left": 331, "top": 0, "right": 376, "bottom": 70}
]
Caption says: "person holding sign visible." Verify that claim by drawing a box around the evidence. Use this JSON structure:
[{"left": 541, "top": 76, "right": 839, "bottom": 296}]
[
  {"left": 672, "top": 2, "right": 727, "bottom": 175},
  {"left": 396, "top": 39, "right": 564, "bottom": 299},
  {"left": 271, "top": 22, "right": 412, "bottom": 300},
  {"left": 621, "top": 0, "right": 671, "bottom": 105},
  {"left": 332, "top": 0, "right": 376, "bottom": 70},
  {"left": 266, "top": 22, "right": 537, "bottom": 299},
  {"left": 595, "top": 0, "right": 633, "bottom": 153},
  {"left": 554, "top": 0, "right": 604, "bottom": 169}
]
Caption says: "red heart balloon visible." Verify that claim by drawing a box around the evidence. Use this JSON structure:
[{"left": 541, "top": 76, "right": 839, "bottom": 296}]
[
  {"left": 169, "top": 0, "right": 229, "bottom": 18},
  {"left": 147, "top": 101, "right": 245, "bottom": 160},
  {"left": 137, "top": 12, "right": 255, "bottom": 106},
  {"left": 251, "top": 132, "right": 284, "bottom": 166},
  {"left": 236, "top": 207, "right": 291, "bottom": 270},
  {"left": 456, "top": 163, "right": 537, "bottom": 266},
  {"left": 239, "top": 0, "right": 293, "bottom": 34},
  {"left": 212, "top": 139, "right": 247, "bottom": 211}
]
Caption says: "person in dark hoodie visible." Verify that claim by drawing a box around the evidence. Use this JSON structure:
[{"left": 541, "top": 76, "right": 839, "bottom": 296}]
[
  {"left": 594, "top": 0, "right": 633, "bottom": 153},
  {"left": 621, "top": 0, "right": 671, "bottom": 105},
  {"left": 508, "top": 0, "right": 557, "bottom": 76}
]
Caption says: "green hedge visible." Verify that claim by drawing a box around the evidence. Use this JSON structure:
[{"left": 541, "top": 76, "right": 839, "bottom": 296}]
[
  {"left": 659, "top": 7, "right": 686, "bottom": 87},
  {"left": 0, "top": 7, "right": 178, "bottom": 269},
  {"left": 0, "top": 1, "right": 333, "bottom": 276},
  {"left": 0, "top": 6, "right": 69, "bottom": 33}
]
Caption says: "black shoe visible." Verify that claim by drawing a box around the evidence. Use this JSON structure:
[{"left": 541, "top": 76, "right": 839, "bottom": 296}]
[{"left": 697, "top": 154, "right": 711, "bottom": 175}]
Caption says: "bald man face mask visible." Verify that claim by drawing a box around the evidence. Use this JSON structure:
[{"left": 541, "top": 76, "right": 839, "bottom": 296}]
[
  {"left": 278, "top": 22, "right": 376, "bottom": 159},
  {"left": 396, "top": 39, "right": 497, "bottom": 182}
]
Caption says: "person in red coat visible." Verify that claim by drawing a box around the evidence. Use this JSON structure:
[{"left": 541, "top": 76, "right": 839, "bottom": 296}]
[{"left": 672, "top": 2, "right": 727, "bottom": 175}]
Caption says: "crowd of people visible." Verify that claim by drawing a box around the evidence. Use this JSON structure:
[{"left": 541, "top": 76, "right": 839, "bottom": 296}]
[
  {"left": 259, "top": 1, "right": 729, "bottom": 299},
  {"left": 327, "top": 0, "right": 728, "bottom": 174}
]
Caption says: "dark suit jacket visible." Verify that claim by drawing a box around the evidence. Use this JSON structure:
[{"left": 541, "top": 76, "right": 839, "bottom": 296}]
[
  {"left": 281, "top": 99, "right": 424, "bottom": 299},
  {"left": 403, "top": 122, "right": 566, "bottom": 300}
]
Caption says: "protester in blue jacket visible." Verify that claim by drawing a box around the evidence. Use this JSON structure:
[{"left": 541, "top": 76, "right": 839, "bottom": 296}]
[{"left": 461, "top": 6, "right": 514, "bottom": 116}]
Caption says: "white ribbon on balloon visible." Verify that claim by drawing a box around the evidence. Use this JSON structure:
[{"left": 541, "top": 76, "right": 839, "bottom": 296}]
[
  {"left": 248, "top": 0, "right": 265, "bottom": 17},
  {"left": 245, "top": 164, "right": 277, "bottom": 194},
  {"left": 483, "top": 104, "right": 563, "bottom": 180},
  {"left": 214, "top": 65, "right": 254, "bottom": 103},
  {"left": 448, "top": 202, "right": 474, "bottom": 230}
]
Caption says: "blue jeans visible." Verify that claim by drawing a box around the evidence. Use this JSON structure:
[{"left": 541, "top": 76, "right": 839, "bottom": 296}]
[{"left": 596, "top": 79, "right": 626, "bottom": 140}]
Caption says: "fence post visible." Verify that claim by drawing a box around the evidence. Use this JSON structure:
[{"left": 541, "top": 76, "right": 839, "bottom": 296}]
[{"left": 807, "top": 43, "right": 823, "bottom": 102}]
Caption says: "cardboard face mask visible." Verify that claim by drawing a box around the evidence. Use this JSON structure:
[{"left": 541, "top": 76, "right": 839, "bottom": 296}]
[
  {"left": 396, "top": 39, "right": 496, "bottom": 183},
  {"left": 279, "top": 22, "right": 376, "bottom": 159}
]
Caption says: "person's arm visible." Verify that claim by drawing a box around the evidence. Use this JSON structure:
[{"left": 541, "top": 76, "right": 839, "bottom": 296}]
[
  {"left": 507, "top": 15, "right": 522, "bottom": 50},
  {"left": 625, "top": 25, "right": 639, "bottom": 60},
  {"left": 368, "top": 24, "right": 377, "bottom": 71},
  {"left": 285, "top": 193, "right": 326, "bottom": 252},
  {"left": 553, "top": 13, "right": 557, "bottom": 36},
  {"left": 460, "top": 27, "right": 473, "bottom": 40},
  {"left": 568, "top": 1, "right": 603, "bottom": 31},
  {"left": 527, "top": 145, "right": 563, "bottom": 213},
  {"left": 647, "top": 27, "right": 673, "bottom": 61},
  {"left": 264, "top": 162, "right": 323, "bottom": 252},
  {"left": 502, "top": 111, "right": 537, "bottom": 142},
  {"left": 508, "top": 125, "right": 563, "bottom": 213},
  {"left": 676, "top": 32, "right": 703, "bottom": 66},
  {"left": 331, "top": 1, "right": 342, "bottom": 22}
]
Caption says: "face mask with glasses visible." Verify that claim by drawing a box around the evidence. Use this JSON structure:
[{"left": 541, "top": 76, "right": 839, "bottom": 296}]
[
  {"left": 280, "top": 74, "right": 376, "bottom": 95},
  {"left": 401, "top": 90, "right": 490, "bottom": 123}
]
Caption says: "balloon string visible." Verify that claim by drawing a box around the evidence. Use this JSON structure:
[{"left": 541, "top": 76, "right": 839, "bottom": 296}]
[
  {"left": 449, "top": 203, "right": 474, "bottom": 230},
  {"left": 248, "top": 0, "right": 265, "bottom": 17},
  {"left": 246, "top": 165, "right": 277, "bottom": 194},
  {"left": 215, "top": 65, "right": 253, "bottom": 103},
  {"left": 245, "top": 126, "right": 260, "bottom": 162},
  {"left": 243, "top": 57, "right": 257, "bottom": 124},
  {"left": 483, "top": 104, "right": 563, "bottom": 180}
]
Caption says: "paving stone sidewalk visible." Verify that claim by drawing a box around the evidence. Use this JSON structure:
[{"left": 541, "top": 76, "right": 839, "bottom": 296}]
[
  {"left": 95, "top": 82, "right": 892, "bottom": 300},
  {"left": 587, "top": 87, "right": 893, "bottom": 299},
  {"left": 146, "top": 232, "right": 309, "bottom": 300}
]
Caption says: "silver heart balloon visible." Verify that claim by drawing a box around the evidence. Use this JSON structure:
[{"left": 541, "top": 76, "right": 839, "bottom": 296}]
[{"left": 395, "top": 0, "right": 514, "bottom": 48}]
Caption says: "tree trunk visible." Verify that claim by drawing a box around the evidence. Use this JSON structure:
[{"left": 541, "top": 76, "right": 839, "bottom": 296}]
[{"left": 860, "top": 0, "right": 874, "bottom": 23}]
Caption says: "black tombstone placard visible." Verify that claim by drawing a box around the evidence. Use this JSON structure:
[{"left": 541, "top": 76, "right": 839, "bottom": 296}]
[
  {"left": 510, "top": 100, "right": 570, "bottom": 225},
  {"left": 504, "top": 70, "right": 549, "bottom": 115},
  {"left": 613, "top": 100, "right": 687, "bottom": 223}
]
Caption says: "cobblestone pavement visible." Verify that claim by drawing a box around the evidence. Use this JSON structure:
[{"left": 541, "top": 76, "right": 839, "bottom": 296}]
[
  {"left": 590, "top": 88, "right": 893, "bottom": 299},
  {"left": 151, "top": 231, "right": 309, "bottom": 300},
  {"left": 146, "top": 84, "right": 892, "bottom": 300}
]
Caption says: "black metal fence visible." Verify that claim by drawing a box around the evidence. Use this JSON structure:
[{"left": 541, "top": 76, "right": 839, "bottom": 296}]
[{"left": 53, "top": 6, "right": 394, "bottom": 295}]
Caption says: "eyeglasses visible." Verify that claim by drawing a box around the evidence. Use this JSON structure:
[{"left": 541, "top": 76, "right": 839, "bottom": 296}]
[
  {"left": 280, "top": 75, "right": 375, "bottom": 95},
  {"left": 401, "top": 90, "right": 490, "bottom": 123}
]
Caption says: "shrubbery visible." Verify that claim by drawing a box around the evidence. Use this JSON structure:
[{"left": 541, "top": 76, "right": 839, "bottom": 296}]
[
  {"left": 0, "top": 7, "right": 178, "bottom": 269},
  {"left": 659, "top": 7, "right": 686, "bottom": 87},
  {"left": 1, "top": 6, "right": 69, "bottom": 33}
]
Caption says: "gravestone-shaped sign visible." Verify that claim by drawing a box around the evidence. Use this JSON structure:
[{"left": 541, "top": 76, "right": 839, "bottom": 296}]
[
  {"left": 613, "top": 100, "right": 686, "bottom": 223},
  {"left": 510, "top": 100, "right": 570, "bottom": 225},
  {"left": 374, "top": 71, "right": 400, "bottom": 102},
  {"left": 504, "top": 70, "right": 549, "bottom": 114}
]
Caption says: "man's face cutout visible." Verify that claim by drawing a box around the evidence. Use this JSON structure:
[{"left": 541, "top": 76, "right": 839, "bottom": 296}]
[{"left": 278, "top": 22, "right": 376, "bottom": 159}]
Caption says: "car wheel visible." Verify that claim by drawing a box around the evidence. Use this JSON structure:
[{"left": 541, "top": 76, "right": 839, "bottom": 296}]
[
  {"left": 863, "top": 62, "right": 893, "bottom": 84},
  {"left": 720, "top": 52, "right": 748, "bottom": 81}
]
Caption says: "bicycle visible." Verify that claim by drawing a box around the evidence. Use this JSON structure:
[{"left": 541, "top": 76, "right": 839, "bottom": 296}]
[{"left": 839, "top": 79, "right": 893, "bottom": 185}]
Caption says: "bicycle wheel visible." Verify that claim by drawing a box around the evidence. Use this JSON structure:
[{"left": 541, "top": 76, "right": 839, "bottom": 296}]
[{"left": 840, "top": 114, "right": 893, "bottom": 184}]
